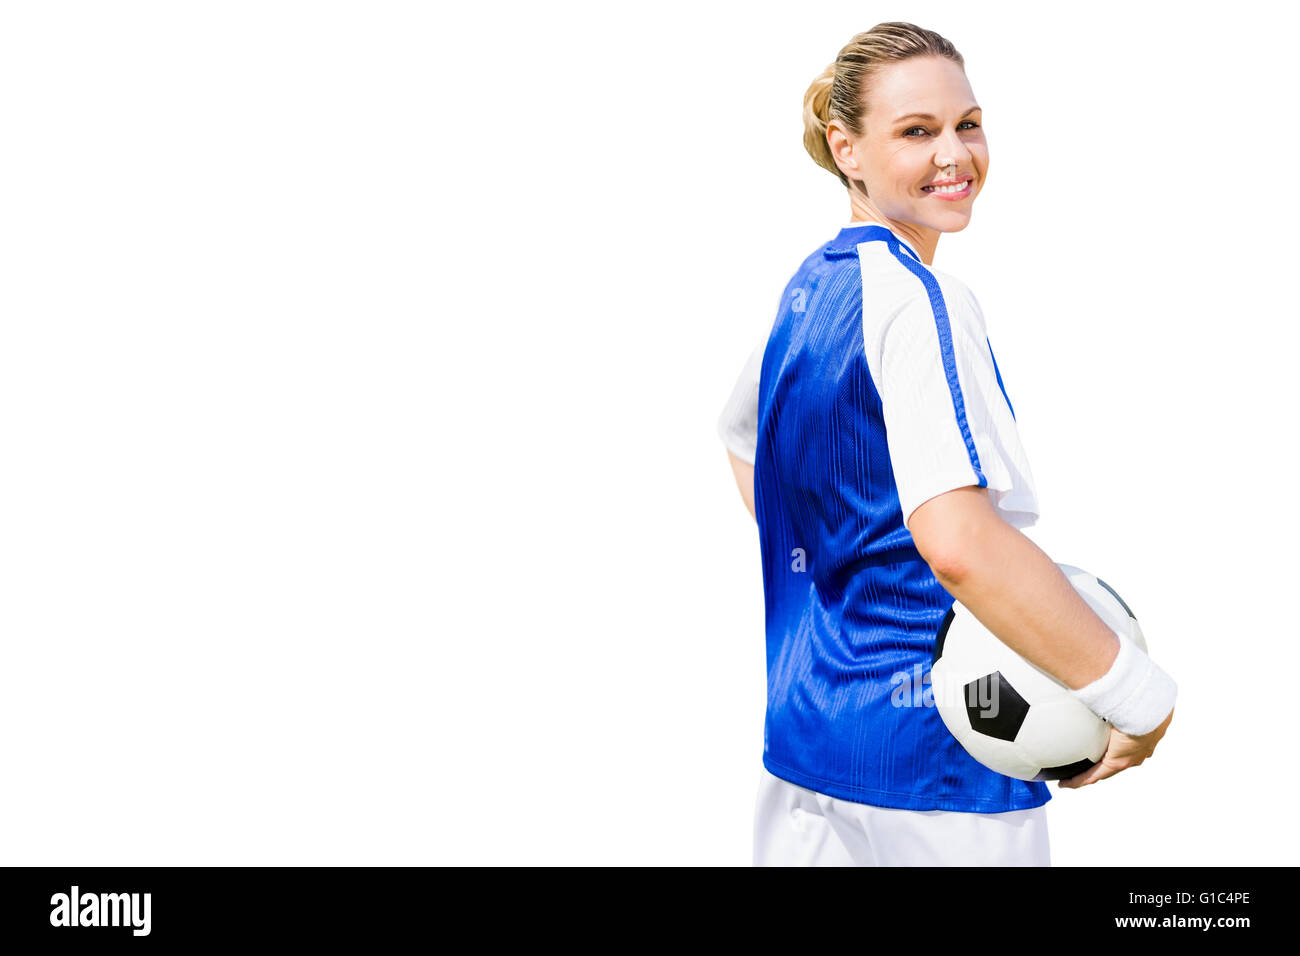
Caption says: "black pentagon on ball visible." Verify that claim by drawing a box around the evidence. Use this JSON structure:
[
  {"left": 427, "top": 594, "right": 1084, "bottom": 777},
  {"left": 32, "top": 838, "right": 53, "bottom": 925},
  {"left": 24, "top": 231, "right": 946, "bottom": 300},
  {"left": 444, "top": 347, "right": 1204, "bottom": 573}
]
[
  {"left": 963, "top": 671, "right": 1029, "bottom": 741},
  {"left": 1095, "top": 576, "right": 1136, "bottom": 620},
  {"left": 932, "top": 605, "right": 957, "bottom": 664},
  {"left": 1032, "top": 757, "right": 1098, "bottom": 782}
]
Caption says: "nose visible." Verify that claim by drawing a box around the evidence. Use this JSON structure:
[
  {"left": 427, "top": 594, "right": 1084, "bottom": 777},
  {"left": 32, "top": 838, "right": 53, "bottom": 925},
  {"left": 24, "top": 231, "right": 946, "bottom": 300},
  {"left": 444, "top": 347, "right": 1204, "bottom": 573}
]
[{"left": 935, "top": 131, "right": 972, "bottom": 172}]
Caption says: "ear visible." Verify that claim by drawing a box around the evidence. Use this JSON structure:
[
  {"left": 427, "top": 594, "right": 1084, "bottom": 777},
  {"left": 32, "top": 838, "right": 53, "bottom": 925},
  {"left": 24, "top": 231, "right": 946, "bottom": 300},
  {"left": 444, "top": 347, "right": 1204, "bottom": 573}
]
[{"left": 826, "top": 122, "right": 863, "bottom": 185}]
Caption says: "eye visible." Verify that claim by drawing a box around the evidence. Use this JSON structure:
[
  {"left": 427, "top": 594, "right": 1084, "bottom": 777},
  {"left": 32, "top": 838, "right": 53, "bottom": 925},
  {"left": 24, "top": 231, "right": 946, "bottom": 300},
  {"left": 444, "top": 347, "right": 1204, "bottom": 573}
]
[{"left": 904, "top": 120, "right": 980, "bottom": 137}]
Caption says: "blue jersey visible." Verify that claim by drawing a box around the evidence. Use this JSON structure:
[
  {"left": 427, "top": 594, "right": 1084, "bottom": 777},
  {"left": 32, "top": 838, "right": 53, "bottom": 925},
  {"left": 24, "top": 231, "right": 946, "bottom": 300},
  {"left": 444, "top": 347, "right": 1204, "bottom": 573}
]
[{"left": 733, "top": 221, "right": 1049, "bottom": 812}]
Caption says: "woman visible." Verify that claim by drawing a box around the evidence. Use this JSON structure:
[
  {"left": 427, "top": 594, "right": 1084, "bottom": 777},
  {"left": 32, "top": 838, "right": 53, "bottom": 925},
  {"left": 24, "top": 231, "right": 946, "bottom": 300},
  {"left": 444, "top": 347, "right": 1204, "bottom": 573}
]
[{"left": 717, "top": 22, "right": 1176, "bottom": 867}]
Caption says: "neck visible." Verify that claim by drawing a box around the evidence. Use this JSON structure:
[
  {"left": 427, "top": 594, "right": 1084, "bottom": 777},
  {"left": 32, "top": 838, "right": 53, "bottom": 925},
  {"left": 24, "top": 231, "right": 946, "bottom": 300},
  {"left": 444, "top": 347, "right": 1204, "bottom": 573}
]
[{"left": 846, "top": 189, "right": 938, "bottom": 266}]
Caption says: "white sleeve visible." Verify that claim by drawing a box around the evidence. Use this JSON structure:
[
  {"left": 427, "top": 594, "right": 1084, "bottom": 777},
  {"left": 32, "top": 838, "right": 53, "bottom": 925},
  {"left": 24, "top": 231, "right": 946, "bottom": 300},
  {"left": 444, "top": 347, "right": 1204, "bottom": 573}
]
[
  {"left": 716, "top": 337, "right": 765, "bottom": 466},
  {"left": 873, "top": 276, "right": 1040, "bottom": 531}
]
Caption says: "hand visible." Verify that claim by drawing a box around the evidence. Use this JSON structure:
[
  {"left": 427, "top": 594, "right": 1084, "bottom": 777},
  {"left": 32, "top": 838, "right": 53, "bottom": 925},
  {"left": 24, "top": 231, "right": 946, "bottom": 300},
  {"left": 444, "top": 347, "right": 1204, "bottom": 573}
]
[{"left": 1057, "top": 707, "right": 1174, "bottom": 789}]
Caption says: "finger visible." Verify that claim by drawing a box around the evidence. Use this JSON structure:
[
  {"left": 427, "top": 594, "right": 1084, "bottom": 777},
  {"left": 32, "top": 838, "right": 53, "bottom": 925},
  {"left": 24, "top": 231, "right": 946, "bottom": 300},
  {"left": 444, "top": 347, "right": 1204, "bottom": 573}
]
[
  {"left": 1056, "top": 761, "right": 1100, "bottom": 788},
  {"left": 1058, "top": 759, "right": 1123, "bottom": 788}
]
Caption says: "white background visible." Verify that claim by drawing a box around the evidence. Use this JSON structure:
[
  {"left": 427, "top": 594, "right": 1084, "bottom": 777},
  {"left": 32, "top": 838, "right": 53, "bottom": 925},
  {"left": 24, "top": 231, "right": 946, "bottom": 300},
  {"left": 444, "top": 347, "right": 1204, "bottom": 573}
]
[{"left": 1, "top": 1, "right": 1294, "bottom": 865}]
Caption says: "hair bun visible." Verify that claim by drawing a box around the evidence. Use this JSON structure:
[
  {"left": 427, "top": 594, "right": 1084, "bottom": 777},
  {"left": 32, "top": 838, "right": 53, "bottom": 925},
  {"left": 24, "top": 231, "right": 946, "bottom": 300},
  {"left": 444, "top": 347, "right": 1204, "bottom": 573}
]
[{"left": 802, "top": 61, "right": 843, "bottom": 186}]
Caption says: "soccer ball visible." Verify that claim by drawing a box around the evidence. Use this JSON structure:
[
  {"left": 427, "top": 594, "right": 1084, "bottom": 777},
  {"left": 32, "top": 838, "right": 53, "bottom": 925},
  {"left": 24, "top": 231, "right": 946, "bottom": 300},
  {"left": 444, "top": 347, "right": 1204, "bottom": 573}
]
[{"left": 929, "top": 563, "right": 1147, "bottom": 782}]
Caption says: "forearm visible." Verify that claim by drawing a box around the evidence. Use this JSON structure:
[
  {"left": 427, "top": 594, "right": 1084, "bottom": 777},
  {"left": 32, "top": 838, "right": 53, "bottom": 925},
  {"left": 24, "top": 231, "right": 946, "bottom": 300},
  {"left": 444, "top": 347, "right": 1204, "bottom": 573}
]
[
  {"left": 727, "top": 452, "right": 756, "bottom": 521},
  {"left": 934, "top": 518, "right": 1120, "bottom": 689}
]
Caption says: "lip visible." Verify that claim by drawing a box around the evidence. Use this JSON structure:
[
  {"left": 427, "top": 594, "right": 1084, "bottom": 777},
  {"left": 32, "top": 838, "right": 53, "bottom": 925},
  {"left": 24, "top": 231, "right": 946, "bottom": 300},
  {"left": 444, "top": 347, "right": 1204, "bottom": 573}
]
[{"left": 922, "top": 177, "right": 974, "bottom": 200}]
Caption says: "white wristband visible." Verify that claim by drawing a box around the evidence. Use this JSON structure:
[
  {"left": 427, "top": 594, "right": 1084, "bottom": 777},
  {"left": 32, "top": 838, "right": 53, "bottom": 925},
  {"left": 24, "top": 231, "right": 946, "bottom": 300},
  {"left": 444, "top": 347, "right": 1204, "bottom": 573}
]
[{"left": 1069, "top": 629, "right": 1177, "bottom": 737}]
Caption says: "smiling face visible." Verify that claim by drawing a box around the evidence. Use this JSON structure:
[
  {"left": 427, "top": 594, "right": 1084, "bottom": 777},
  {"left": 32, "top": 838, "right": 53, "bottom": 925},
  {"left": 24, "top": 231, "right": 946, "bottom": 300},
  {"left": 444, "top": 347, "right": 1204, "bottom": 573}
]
[{"left": 827, "top": 55, "right": 987, "bottom": 257}]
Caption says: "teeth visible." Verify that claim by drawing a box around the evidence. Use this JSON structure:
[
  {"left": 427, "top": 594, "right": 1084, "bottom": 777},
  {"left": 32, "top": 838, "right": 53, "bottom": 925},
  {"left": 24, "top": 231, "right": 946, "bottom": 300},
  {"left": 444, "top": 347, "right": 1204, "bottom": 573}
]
[{"left": 924, "top": 180, "right": 970, "bottom": 193}]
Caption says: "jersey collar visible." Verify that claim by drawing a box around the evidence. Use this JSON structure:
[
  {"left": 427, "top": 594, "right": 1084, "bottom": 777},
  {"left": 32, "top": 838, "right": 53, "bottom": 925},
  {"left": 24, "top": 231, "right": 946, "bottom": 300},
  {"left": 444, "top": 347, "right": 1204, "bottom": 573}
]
[{"left": 824, "top": 221, "right": 923, "bottom": 262}]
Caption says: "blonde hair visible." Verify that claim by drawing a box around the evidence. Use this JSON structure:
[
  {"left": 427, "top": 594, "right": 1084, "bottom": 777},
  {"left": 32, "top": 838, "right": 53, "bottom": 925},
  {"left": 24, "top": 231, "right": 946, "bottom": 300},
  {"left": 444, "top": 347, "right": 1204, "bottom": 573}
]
[{"left": 803, "top": 22, "right": 965, "bottom": 189}]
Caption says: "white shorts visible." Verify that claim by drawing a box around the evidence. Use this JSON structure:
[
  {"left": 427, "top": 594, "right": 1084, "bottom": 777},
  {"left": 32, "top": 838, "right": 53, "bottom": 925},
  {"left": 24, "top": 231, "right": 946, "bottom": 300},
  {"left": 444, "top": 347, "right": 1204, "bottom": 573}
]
[{"left": 753, "top": 767, "right": 1050, "bottom": 866}]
